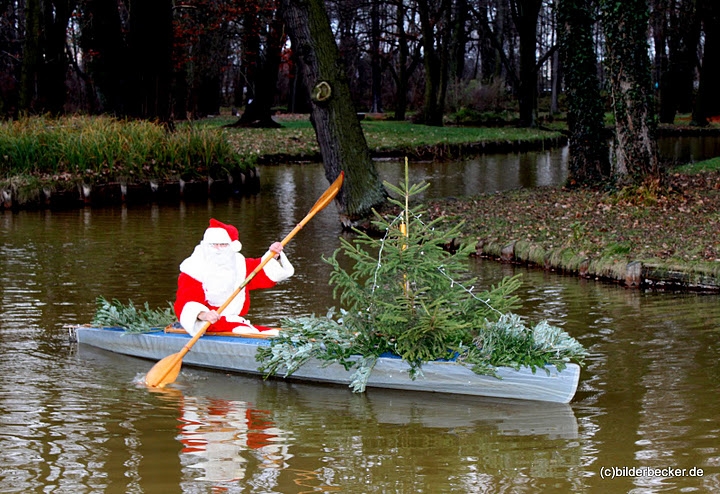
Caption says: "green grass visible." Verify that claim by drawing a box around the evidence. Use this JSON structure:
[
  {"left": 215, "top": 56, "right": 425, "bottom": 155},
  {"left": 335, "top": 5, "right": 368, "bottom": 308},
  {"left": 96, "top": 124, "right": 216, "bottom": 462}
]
[
  {"left": 673, "top": 156, "right": 720, "bottom": 174},
  {"left": 0, "top": 115, "right": 254, "bottom": 186},
  {"left": 211, "top": 114, "right": 563, "bottom": 161}
]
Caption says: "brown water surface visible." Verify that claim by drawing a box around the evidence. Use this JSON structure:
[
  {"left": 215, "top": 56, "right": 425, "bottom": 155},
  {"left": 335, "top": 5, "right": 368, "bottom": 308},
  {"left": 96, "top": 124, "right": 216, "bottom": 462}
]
[{"left": 0, "top": 160, "right": 718, "bottom": 493}]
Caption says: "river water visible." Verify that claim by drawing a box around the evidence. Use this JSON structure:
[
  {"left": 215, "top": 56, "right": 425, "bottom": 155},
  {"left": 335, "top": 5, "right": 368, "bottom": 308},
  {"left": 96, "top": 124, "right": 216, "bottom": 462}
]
[{"left": 1, "top": 150, "right": 719, "bottom": 493}]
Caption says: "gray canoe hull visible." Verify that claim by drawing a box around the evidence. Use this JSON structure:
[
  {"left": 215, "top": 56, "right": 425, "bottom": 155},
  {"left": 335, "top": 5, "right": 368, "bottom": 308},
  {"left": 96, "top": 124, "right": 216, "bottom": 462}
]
[{"left": 72, "top": 326, "right": 580, "bottom": 403}]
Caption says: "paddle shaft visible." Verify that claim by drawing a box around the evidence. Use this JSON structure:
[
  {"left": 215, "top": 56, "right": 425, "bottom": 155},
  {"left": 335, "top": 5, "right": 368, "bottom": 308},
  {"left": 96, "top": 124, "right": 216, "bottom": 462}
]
[{"left": 145, "top": 172, "right": 344, "bottom": 387}]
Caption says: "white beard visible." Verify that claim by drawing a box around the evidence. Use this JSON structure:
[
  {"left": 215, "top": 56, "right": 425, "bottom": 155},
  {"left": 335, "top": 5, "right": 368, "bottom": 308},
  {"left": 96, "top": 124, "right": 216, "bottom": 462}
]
[
  {"left": 179, "top": 242, "right": 245, "bottom": 310},
  {"left": 200, "top": 244, "right": 239, "bottom": 306}
]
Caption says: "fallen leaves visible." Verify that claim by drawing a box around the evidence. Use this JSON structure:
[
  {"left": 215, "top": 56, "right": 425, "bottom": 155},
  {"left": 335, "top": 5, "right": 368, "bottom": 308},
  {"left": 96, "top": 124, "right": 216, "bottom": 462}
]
[{"left": 428, "top": 171, "right": 720, "bottom": 265}]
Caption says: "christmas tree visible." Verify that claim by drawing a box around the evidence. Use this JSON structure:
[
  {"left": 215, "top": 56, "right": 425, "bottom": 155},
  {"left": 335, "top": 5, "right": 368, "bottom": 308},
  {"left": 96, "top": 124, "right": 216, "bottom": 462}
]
[{"left": 257, "top": 161, "right": 586, "bottom": 392}]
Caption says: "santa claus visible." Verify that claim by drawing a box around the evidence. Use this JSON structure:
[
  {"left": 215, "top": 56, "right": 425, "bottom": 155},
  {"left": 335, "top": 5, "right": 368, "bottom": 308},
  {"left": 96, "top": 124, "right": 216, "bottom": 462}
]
[{"left": 174, "top": 218, "right": 294, "bottom": 336}]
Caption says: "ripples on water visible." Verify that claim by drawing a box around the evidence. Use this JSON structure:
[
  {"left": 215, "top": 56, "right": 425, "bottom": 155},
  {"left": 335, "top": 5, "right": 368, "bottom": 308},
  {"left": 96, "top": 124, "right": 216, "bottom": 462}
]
[{"left": 1, "top": 160, "right": 719, "bottom": 492}]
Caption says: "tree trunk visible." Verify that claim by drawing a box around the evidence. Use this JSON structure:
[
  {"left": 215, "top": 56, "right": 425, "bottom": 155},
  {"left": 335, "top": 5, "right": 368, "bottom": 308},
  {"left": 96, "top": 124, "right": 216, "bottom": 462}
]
[
  {"left": 391, "top": 0, "right": 410, "bottom": 121},
  {"left": 651, "top": 0, "right": 670, "bottom": 122},
  {"left": 558, "top": 0, "right": 610, "bottom": 187},
  {"left": 80, "top": 0, "right": 128, "bottom": 115},
  {"left": 232, "top": 8, "right": 284, "bottom": 128},
  {"left": 601, "top": 0, "right": 660, "bottom": 185},
  {"left": 692, "top": 0, "right": 720, "bottom": 125},
  {"left": 40, "top": 0, "right": 75, "bottom": 114},
  {"left": 511, "top": 0, "right": 542, "bottom": 128},
  {"left": 450, "top": 0, "right": 469, "bottom": 81},
  {"left": 369, "top": 0, "right": 383, "bottom": 114},
  {"left": 417, "top": 0, "right": 444, "bottom": 126},
  {"left": 280, "top": 0, "right": 386, "bottom": 223},
  {"left": 658, "top": 0, "right": 700, "bottom": 123},
  {"left": 19, "top": 0, "right": 41, "bottom": 113},
  {"left": 126, "top": 0, "right": 173, "bottom": 123}
]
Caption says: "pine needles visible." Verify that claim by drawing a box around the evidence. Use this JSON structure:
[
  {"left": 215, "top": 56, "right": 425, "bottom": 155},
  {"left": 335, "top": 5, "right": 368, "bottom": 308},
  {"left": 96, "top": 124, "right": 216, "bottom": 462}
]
[{"left": 92, "top": 296, "right": 176, "bottom": 333}]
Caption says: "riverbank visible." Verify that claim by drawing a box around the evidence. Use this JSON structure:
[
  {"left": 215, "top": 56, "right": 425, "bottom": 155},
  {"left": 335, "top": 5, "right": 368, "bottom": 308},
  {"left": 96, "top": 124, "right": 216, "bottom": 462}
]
[
  {"left": 3, "top": 114, "right": 719, "bottom": 291},
  {"left": 0, "top": 114, "right": 562, "bottom": 210},
  {"left": 0, "top": 116, "right": 260, "bottom": 210},
  {"left": 426, "top": 166, "right": 720, "bottom": 291}
]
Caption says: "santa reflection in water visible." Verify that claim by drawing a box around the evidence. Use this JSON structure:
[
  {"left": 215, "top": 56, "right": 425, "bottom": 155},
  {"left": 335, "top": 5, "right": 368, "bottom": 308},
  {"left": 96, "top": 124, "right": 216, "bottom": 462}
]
[{"left": 177, "top": 396, "right": 293, "bottom": 483}]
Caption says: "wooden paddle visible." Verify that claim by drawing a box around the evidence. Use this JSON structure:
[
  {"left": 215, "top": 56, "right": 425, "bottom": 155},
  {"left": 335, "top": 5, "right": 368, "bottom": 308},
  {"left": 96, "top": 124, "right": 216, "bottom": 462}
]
[{"left": 144, "top": 171, "right": 345, "bottom": 388}]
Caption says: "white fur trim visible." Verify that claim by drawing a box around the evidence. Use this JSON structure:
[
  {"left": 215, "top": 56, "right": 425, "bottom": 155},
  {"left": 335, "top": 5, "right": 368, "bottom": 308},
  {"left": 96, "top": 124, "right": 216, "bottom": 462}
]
[
  {"left": 232, "top": 326, "right": 279, "bottom": 337},
  {"left": 262, "top": 251, "right": 295, "bottom": 282},
  {"left": 222, "top": 256, "right": 247, "bottom": 315},
  {"left": 203, "top": 227, "right": 232, "bottom": 244},
  {"left": 231, "top": 326, "right": 260, "bottom": 335},
  {"left": 180, "top": 301, "right": 209, "bottom": 336}
]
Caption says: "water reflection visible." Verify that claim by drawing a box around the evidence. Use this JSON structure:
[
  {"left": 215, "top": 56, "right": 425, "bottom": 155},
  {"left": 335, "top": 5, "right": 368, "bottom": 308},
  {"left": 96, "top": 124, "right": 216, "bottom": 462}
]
[
  {"left": 176, "top": 395, "right": 291, "bottom": 483},
  {"left": 67, "top": 343, "right": 584, "bottom": 493},
  {"left": 1, "top": 155, "right": 719, "bottom": 492},
  {"left": 165, "top": 369, "right": 581, "bottom": 492},
  {"left": 657, "top": 135, "right": 720, "bottom": 163},
  {"left": 376, "top": 147, "right": 568, "bottom": 199}
]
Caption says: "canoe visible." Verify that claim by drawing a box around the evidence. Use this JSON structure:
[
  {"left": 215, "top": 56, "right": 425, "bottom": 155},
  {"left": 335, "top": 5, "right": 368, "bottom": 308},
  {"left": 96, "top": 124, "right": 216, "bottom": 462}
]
[{"left": 69, "top": 325, "right": 581, "bottom": 404}]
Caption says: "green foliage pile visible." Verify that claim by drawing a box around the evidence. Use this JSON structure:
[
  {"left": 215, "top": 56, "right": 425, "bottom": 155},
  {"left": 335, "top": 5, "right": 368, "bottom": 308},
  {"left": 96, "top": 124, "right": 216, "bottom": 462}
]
[
  {"left": 92, "top": 296, "right": 176, "bottom": 333},
  {"left": 257, "top": 165, "right": 587, "bottom": 392}
]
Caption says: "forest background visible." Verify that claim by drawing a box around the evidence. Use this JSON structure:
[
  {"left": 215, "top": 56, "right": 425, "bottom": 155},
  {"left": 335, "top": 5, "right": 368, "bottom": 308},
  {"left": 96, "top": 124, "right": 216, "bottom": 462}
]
[{"left": 3, "top": 0, "right": 718, "bottom": 131}]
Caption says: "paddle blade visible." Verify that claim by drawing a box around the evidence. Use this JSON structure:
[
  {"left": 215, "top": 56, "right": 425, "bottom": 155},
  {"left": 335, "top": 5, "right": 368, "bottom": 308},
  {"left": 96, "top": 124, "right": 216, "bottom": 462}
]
[
  {"left": 144, "top": 352, "right": 183, "bottom": 388},
  {"left": 310, "top": 171, "right": 344, "bottom": 215}
]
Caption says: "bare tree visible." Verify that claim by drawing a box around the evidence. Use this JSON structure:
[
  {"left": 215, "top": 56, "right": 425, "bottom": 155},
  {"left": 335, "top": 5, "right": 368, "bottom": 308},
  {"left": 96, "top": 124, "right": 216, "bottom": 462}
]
[
  {"left": 79, "top": 0, "right": 128, "bottom": 115},
  {"left": 652, "top": 0, "right": 701, "bottom": 124},
  {"left": 510, "top": 0, "right": 542, "bottom": 127},
  {"left": 417, "top": 0, "right": 451, "bottom": 126},
  {"left": 386, "top": 0, "right": 422, "bottom": 121},
  {"left": 280, "top": 0, "right": 386, "bottom": 223}
]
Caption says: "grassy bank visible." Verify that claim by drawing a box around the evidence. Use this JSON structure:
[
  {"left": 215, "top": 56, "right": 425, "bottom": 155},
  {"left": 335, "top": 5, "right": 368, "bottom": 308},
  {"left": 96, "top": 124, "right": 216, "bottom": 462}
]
[
  {"left": 0, "top": 115, "right": 255, "bottom": 204},
  {"left": 196, "top": 114, "right": 565, "bottom": 162}
]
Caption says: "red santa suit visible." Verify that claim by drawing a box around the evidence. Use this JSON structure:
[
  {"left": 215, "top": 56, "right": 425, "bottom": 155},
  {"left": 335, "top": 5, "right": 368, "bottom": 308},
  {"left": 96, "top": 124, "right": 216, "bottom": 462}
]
[{"left": 174, "top": 219, "right": 294, "bottom": 336}]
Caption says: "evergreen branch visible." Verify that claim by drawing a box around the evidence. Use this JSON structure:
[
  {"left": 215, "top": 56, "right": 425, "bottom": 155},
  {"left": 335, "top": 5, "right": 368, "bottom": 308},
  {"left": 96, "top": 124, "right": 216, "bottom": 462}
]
[{"left": 92, "top": 296, "right": 176, "bottom": 333}]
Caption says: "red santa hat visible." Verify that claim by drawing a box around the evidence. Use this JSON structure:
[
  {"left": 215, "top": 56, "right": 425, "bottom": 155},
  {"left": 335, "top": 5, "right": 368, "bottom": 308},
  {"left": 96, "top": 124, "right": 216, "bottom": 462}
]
[{"left": 203, "top": 218, "right": 242, "bottom": 252}]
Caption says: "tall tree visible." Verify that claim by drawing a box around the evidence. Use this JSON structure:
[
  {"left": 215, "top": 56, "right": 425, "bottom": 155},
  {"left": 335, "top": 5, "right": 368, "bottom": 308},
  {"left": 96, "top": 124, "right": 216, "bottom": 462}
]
[
  {"left": 417, "top": 0, "right": 451, "bottom": 126},
  {"left": 386, "top": 0, "right": 421, "bottom": 121},
  {"left": 692, "top": 0, "right": 720, "bottom": 125},
  {"left": 234, "top": 0, "right": 284, "bottom": 127},
  {"left": 280, "top": 0, "right": 386, "bottom": 224},
  {"left": 79, "top": 0, "right": 127, "bottom": 114},
  {"left": 369, "top": 0, "right": 383, "bottom": 113},
  {"left": 654, "top": 0, "right": 701, "bottom": 123},
  {"left": 600, "top": 0, "right": 660, "bottom": 185},
  {"left": 40, "top": 0, "right": 76, "bottom": 114},
  {"left": 126, "top": 0, "right": 173, "bottom": 123},
  {"left": 559, "top": 0, "right": 610, "bottom": 187},
  {"left": 510, "top": 0, "right": 542, "bottom": 127},
  {"left": 0, "top": 0, "right": 21, "bottom": 116},
  {"left": 19, "top": 0, "right": 41, "bottom": 113},
  {"left": 450, "top": 0, "right": 469, "bottom": 81}
]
